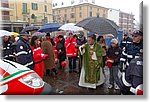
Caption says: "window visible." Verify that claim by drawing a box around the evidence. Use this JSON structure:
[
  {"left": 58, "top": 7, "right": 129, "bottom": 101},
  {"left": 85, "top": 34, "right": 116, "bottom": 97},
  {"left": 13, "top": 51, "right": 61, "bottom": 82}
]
[
  {"left": 90, "top": 7, "right": 92, "bottom": 10},
  {"left": 79, "top": 7, "right": 82, "bottom": 10},
  {"left": 65, "top": 9, "right": 67, "bottom": 12},
  {"left": 22, "top": 3, "right": 27, "bottom": 13},
  {"left": 32, "top": 3, "right": 38, "bottom": 10},
  {"left": 79, "top": 12, "right": 82, "bottom": 18},
  {"left": 59, "top": 10, "right": 61, "bottom": 13},
  {"left": 64, "top": 14, "right": 67, "bottom": 20},
  {"left": 70, "top": 13, "right": 75, "bottom": 18},
  {"left": 71, "top": 8, "right": 74, "bottom": 12},
  {"left": 90, "top": 11, "right": 92, "bottom": 17},
  {"left": 97, "top": 8, "right": 99, "bottom": 11},
  {"left": 44, "top": 5, "right": 47, "bottom": 12}
]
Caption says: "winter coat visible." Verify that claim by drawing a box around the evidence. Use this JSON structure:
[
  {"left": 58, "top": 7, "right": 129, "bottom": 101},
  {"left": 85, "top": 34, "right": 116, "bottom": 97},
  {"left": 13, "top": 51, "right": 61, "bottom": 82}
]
[
  {"left": 107, "top": 46, "right": 121, "bottom": 66},
  {"left": 41, "top": 41, "right": 55, "bottom": 69},
  {"left": 65, "top": 37, "right": 78, "bottom": 58},
  {"left": 3, "top": 40, "right": 14, "bottom": 61},
  {"left": 56, "top": 39, "right": 66, "bottom": 61},
  {"left": 12, "top": 37, "right": 34, "bottom": 69},
  {"left": 31, "top": 46, "right": 47, "bottom": 79}
]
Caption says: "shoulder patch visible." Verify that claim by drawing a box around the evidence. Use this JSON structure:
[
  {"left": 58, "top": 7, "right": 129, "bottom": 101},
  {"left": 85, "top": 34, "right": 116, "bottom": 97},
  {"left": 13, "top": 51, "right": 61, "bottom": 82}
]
[
  {"left": 20, "top": 46, "right": 23, "bottom": 49},
  {"left": 136, "top": 61, "right": 143, "bottom": 65}
]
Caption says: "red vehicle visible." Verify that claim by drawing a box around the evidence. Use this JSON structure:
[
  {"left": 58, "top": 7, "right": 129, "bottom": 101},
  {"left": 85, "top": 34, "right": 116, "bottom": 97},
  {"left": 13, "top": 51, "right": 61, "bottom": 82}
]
[{"left": 0, "top": 59, "right": 52, "bottom": 95}]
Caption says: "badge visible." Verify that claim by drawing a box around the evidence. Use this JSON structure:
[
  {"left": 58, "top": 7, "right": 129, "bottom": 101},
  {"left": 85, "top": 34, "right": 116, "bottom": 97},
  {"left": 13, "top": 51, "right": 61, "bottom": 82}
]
[
  {"left": 140, "top": 49, "right": 143, "bottom": 53},
  {"left": 20, "top": 46, "right": 23, "bottom": 49},
  {"left": 136, "top": 61, "right": 143, "bottom": 65}
]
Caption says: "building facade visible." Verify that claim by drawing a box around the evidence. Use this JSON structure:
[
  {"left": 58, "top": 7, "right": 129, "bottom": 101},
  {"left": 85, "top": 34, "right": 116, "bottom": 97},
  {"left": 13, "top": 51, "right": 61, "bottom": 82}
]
[
  {"left": 52, "top": 3, "right": 108, "bottom": 24},
  {"left": 0, "top": 0, "right": 53, "bottom": 32},
  {"left": 119, "top": 11, "right": 134, "bottom": 33},
  {"left": 107, "top": 8, "right": 120, "bottom": 26}
]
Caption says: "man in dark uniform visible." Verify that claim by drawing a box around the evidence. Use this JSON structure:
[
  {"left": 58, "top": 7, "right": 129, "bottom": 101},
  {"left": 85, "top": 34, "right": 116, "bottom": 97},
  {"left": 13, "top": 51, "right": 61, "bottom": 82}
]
[
  {"left": 12, "top": 32, "right": 34, "bottom": 69},
  {"left": 119, "top": 30, "right": 143, "bottom": 95},
  {"left": 2, "top": 36, "right": 14, "bottom": 61},
  {"left": 120, "top": 32, "right": 133, "bottom": 49}
]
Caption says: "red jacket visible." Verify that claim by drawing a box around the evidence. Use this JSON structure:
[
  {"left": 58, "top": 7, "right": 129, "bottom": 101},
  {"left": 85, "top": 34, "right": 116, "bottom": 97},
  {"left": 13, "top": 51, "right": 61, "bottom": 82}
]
[
  {"left": 31, "top": 46, "right": 47, "bottom": 79},
  {"left": 65, "top": 37, "right": 78, "bottom": 58}
]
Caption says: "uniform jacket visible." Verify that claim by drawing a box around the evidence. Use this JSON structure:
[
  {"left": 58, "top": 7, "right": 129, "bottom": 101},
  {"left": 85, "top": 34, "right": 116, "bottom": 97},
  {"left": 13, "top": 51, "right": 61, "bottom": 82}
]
[
  {"left": 119, "top": 56, "right": 143, "bottom": 95},
  {"left": 120, "top": 41, "right": 143, "bottom": 68},
  {"left": 3, "top": 40, "right": 14, "bottom": 60},
  {"left": 31, "top": 46, "right": 47, "bottom": 78},
  {"left": 65, "top": 37, "right": 78, "bottom": 58},
  {"left": 120, "top": 37, "right": 133, "bottom": 49},
  {"left": 12, "top": 37, "right": 34, "bottom": 69}
]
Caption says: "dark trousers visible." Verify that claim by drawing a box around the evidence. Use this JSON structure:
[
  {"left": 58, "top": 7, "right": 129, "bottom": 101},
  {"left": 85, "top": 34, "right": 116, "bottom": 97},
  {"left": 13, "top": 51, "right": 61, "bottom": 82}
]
[{"left": 68, "top": 56, "right": 76, "bottom": 71}]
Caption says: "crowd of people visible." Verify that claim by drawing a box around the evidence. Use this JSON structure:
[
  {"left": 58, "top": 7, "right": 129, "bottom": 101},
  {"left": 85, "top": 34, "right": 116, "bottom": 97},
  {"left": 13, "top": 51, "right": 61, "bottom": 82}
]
[{"left": 1, "top": 30, "right": 143, "bottom": 95}]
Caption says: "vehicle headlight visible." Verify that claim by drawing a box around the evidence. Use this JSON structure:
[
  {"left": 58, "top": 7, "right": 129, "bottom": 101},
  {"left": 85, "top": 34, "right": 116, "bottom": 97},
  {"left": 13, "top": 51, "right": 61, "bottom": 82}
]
[{"left": 19, "top": 73, "right": 44, "bottom": 88}]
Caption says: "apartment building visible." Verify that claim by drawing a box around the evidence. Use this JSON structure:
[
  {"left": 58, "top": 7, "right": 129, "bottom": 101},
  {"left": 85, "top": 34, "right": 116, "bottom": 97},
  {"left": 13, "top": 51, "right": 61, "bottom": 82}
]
[
  {"left": 119, "top": 11, "right": 134, "bottom": 33},
  {"left": 0, "top": 0, "right": 53, "bottom": 32},
  {"left": 52, "top": 3, "right": 108, "bottom": 24}
]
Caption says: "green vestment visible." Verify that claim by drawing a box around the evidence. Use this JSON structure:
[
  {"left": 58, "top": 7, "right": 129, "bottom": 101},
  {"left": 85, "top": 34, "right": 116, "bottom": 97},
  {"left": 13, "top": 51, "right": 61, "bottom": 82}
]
[{"left": 82, "top": 42, "right": 103, "bottom": 84}]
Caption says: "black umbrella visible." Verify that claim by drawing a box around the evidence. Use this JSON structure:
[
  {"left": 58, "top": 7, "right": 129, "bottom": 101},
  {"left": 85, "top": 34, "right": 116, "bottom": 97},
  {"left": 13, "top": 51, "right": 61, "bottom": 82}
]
[
  {"left": 38, "top": 23, "right": 61, "bottom": 32},
  {"left": 76, "top": 17, "right": 119, "bottom": 34},
  {"left": 21, "top": 26, "right": 39, "bottom": 33}
]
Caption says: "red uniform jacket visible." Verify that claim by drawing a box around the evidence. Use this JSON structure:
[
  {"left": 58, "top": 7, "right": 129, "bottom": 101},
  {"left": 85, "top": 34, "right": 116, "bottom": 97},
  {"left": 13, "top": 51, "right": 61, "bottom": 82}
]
[
  {"left": 65, "top": 37, "right": 78, "bottom": 58},
  {"left": 31, "top": 46, "right": 47, "bottom": 79}
]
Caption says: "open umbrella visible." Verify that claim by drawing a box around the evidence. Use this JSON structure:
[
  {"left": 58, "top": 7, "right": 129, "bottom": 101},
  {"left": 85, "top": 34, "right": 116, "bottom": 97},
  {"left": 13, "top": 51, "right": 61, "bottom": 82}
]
[
  {"left": 32, "top": 32, "right": 46, "bottom": 37},
  {"left": 21, "top": 26, "right": 39, "bottom": 33},
  {"left": 38, "top": 23, "right": 61, "bottom": 32},
  {"left": 0, "top": 30, "right": 11, "bottom": 37},
  {"left": 11, "top": 32, "right": 19, "bottom": 37},
  {"left": 76, "top": 17, "right": 119, "bottom": 34},
  {"left": 59, "top": 23, "right": 83, "bottom": 31}
]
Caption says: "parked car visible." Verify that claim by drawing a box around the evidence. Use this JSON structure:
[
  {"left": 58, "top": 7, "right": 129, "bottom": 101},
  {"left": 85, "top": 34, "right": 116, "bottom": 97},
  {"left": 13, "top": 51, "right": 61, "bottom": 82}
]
[{"left": 0, "top": 59, "right": 52, "bottom": 95}]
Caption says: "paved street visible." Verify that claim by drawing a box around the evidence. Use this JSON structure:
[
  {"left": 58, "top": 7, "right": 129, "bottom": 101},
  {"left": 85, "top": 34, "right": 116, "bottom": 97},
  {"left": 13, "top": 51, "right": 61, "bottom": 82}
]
[{"left": 43, "top": 62, "right": 121, "bottom": 95}]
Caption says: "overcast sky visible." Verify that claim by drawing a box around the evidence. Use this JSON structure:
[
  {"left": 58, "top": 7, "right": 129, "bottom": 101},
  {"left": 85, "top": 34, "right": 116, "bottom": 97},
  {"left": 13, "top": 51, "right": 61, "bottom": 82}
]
[{"left": 52, "top": 0, "right": 143, "bottom": 23}]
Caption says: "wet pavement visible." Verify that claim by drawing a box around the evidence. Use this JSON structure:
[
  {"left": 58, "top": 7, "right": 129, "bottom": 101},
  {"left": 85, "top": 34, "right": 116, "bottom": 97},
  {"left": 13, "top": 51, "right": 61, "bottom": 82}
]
[{"left": 43, "top": 61, "right": 121, "bottom": 95}]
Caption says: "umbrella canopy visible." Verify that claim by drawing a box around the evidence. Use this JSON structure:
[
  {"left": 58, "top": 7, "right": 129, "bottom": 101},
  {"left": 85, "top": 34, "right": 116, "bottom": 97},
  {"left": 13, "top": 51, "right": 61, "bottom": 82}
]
[
  {"left": 0, "top": 30, "right": 11, "bottom": 37},
  {"left": 21, "top": 26, "right": 39, "bottom": 33},
  {"left": 76, "top": 17, "right": 119, "bottom": 34},
  {"left": 59, "top": 23, "right": 83, "bottom": 31},
  {"left": 11, "top": 32, "right": 19, "bottom": 37},
  {"left": 32, "top": 32, "right": 46, "bottom": 37},
  {"left": 38, "top": 23, "right": 61, "bottom": 32}
]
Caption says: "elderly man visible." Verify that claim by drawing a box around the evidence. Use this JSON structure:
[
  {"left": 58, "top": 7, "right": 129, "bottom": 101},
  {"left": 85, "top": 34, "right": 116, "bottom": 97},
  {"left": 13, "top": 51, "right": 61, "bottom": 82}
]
[{"left": 78, "top": 34, "right": 104, "bottom": 89}]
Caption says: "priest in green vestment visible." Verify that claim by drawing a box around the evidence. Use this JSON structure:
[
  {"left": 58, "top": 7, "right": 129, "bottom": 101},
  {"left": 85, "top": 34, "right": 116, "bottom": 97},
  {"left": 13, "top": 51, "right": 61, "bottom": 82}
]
[{"left": 78, "top": 34, "right": 105, "bottom": 89}]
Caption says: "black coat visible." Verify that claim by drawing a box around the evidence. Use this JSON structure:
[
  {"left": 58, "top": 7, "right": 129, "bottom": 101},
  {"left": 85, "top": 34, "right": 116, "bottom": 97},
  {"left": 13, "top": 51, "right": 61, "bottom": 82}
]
[
  {"left": 107, "top": 46, "right": 121, "bottom": 66},
  {"left": 12, "top": 37, "right": 34, "bottom": 69},
  {"left": 56, "top": 39, "right": 66, "bottom": 61},
  {"left": 3, "top": 40, "right": 14, "bottom": 61}
]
